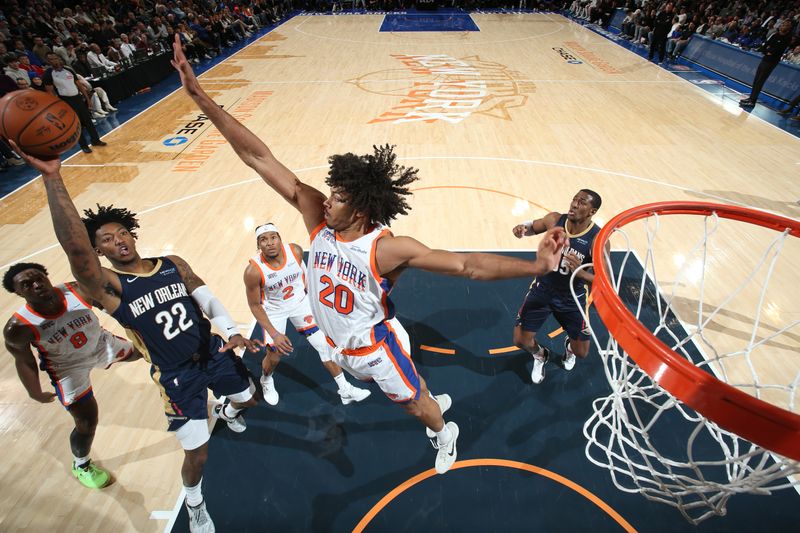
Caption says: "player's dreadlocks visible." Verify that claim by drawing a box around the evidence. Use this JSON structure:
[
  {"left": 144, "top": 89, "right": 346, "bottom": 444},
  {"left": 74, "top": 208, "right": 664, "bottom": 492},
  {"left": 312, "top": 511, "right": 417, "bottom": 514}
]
[
  {"left": 325, "top": 144, "right": 419, "bottom": 226},
  {"left": 3, "top": 263, "right": 48, "bottom": 293},
  {"left": 82, "top": 204, "right": 140, "bottom": 246}
]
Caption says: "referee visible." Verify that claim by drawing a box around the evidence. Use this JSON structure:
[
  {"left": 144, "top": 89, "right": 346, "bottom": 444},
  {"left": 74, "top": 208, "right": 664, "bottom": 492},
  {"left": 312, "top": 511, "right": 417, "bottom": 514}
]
[{"left": 42, "top": 52, "right": 106, "bottom": 154}]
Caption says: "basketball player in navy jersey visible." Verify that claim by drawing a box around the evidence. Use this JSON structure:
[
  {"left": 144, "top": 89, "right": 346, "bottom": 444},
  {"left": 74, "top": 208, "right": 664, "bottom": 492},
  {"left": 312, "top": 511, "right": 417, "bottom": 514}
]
[
  {"left": 172, "top": 36, "right": 568, "bottom": 475},
  {"left": 11, "top": 145, "right": 260, "bottom": 533},
  {"left": 3, "top": 262, "right": 141, "bottom": 490},
  {"left": 512, "top": 189, "right": 608, "bottom": 384}
]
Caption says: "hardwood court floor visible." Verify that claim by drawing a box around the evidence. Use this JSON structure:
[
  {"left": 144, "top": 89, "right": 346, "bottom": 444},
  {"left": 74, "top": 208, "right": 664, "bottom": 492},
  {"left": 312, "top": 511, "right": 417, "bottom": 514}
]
[{"left": 0, "top": 12, "right": 797, "bottom": 531}]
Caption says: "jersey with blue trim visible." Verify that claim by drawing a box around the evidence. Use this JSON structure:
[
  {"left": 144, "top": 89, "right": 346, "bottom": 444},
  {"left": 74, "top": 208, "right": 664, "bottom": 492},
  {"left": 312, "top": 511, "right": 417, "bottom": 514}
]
[
  {"left": 537, "top": 214, "right": 601, "bottom": 293},
  {"left": 110, "top": 257, "right": 211, "bottom": 370},
  {"left": 307, "top": 224, "right": 395, "bottom": 350}
]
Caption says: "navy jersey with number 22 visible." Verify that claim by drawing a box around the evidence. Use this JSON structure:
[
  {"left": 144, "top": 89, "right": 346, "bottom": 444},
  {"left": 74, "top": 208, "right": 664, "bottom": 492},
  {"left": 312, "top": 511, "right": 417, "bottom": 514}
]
[{"left": 111, "top": 257, "right": 212, "bottom": 371}]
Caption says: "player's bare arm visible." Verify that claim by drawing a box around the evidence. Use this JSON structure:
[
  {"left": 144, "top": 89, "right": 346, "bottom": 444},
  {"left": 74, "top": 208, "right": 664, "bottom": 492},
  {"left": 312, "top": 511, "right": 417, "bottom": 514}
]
[
  {"left": 243, "top": 264, "right": 292, "bottom": 355},
  {"left": 513, "top": 211, "right": 561, "bottom": 238},
  {"left": 376, "top": 227, "right": 567, "bottom": 280},
  {"left": 171, "top": 35, "right": 325, "bottom": 233},
  {"left": 11, "top": 143, "right": 123, "bottom": 313},
  {"left": 3, "top": 319, "right": 56, "bottom": 403}
]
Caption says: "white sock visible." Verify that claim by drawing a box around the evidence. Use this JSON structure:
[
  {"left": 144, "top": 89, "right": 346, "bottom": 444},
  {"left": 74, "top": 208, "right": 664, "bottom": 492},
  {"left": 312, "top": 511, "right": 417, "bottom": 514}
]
[
  {"left": 435, "top": 424, "right": 452, "bottom": 445},
  {"left": 223, "top": 404, "right": 242, "bottom": 419},
  {"left": 531, "top": 345, "right": 545, "bottom": 361},
  {"left": 333, "top": 372, "right": 349, "bottom": 392},
  {"left": 261, "top": 371, "right": 273, "bottom": 383},
  {"left": 73, "top": 454, "right": 90, "bottom": 468},
  {"left": 185, "top": 478, "right": 203, "bottom": 507}
]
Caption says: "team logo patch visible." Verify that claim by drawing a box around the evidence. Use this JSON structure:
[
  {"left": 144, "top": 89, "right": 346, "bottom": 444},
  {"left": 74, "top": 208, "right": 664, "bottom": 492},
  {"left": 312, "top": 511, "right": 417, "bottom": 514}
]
[{"left": 304, "top": 315, "right": 313, "bottom": 324}]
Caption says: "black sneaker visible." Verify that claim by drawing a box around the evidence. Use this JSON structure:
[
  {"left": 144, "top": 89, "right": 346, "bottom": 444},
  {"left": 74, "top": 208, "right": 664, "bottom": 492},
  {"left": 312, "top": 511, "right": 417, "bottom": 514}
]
[
  {"left": 93, "top": 140, "right": 108, "bottom": 147},
  {"left": 81, "top": 146, "right": 93, "bottom": 154}
]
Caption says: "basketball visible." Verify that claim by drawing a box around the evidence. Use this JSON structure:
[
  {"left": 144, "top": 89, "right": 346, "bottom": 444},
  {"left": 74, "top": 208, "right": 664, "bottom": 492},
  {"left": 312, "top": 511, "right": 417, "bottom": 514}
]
[{"left": 0, "top": 89, "right": 81, "bottom": 158}]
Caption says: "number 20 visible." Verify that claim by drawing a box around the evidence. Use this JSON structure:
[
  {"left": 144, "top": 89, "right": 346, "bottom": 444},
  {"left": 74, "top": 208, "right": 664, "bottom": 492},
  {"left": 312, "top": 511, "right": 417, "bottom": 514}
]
[{"left": 318, "top": 275, "right": 354, "bottom": 315}]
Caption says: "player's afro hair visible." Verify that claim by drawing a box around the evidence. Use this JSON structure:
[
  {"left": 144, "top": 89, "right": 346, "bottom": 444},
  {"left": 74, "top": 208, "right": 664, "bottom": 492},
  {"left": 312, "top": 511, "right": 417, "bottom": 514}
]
[
  {"left": 325, "top": 144, "right": 419, "bottom": 226},
  {"left": 3, "top": 262, "right": 48, "bottom": 293},
  {"left": 82, "top": 204, "right": 140, "bottom": 246}
]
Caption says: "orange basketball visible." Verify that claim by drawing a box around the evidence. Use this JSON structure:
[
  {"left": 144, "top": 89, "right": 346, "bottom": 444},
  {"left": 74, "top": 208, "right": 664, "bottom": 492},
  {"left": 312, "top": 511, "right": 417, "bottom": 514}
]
[{"left": 0, "top": 89, "right": 81, "bottom": 158}]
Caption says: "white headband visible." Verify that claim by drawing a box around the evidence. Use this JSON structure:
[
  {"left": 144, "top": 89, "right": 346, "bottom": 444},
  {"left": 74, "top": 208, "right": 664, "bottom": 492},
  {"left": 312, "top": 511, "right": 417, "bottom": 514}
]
[{"left": 255, "top": 223, "right": 280, "bottom": 237}]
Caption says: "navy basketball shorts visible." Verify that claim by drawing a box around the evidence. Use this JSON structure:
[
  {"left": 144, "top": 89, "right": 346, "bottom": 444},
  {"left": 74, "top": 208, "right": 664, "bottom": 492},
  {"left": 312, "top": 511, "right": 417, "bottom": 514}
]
[
  {"left": 515, "top": 282, "right": 590, "bottom": 341},
  {"left": 151, "top": 336, "right": 254, "bottom": 431}
]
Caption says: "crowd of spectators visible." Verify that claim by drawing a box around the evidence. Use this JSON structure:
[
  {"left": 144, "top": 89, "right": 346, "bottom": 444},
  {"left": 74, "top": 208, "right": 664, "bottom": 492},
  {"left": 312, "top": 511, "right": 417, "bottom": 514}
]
[
  {"left": 0, "top": 0, "right": 296, "bottom": 167},
  {"left": 571, "top": 1, "right": 800, "bottom": 65}
]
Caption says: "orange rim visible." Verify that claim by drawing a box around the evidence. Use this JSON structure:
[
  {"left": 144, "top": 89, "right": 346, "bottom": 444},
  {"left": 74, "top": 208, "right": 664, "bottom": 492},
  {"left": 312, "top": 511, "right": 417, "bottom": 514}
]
[{"left": 591, "top": 201, "right": 800, "bottom": 461}]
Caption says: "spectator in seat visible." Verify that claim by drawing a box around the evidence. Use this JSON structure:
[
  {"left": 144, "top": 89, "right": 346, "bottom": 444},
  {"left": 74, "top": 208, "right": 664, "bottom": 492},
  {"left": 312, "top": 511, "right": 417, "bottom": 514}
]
[
  {"left": 31, "top": 37, "right": 52, "bottom": 64},
  {"left": 4, "top": 55, "right": 30, "bottom": 84},
  {"left": 18, "top": 54, "right": 46, "bottom": 79},
  {"left": 87, "top": 43, "right": 119, "bottom": 73}
]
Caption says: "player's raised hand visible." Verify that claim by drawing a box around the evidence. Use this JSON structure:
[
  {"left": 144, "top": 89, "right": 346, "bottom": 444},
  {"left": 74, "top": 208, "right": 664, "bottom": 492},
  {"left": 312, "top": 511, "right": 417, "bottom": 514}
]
[
  {"left": 563, "top": 251, "right": 581, "bottom": 272},
  {"left": 536, "top": 226, "right": 568, "bottom": 271},
  {"left": 7, "top": 140, "right": 61, "bottom": 177},
  {"left": 221, "top": 333, "right": 262, "bottom": 354},
  {"left": 171, "top": 34, "right": 201, "bottom": 96},
  {"left": 269, "top": 332, "right": 293, "bottom": 356}
]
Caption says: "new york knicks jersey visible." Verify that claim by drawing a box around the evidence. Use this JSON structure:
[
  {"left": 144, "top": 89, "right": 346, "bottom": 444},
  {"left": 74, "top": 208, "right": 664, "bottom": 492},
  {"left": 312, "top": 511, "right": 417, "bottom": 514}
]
[
  {"left": 13, "top": 283, "right": 102, "bottom": 371},
  {"left": 110, "top": 257, "right": 212, "bottom": 370},
  {"left": 248, "top": 244, "right": 307, "bottom": 312},
  {"left": 539, "top": 214, "right": 601, "bottom": 293},
  {"left": 307, "top": 223, "right": 395, "bottom": 350}
]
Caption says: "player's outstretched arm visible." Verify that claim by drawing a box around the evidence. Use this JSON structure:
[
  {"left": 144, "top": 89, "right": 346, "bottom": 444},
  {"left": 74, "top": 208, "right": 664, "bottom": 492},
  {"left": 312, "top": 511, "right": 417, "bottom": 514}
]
[
  {"left": 169, "top": 255, "right": 260, "bottom": 353},
  {"left": 243, "top": 265, "right": 292, "bottom": 355},
  {"left": 3, "top": 319, "right": 57, "bottom": 403},
  {"left": 170, "top": 35, "right": 325, "bottom": 233},
  {"left": 512, "top": 212, "right": 560, "bottom": 238},
  {"left": 376, "top": 227, "right": 568, "bottom": 280},
  {"left": 11, "top": 144, "right": 122, "bottom": 312}
]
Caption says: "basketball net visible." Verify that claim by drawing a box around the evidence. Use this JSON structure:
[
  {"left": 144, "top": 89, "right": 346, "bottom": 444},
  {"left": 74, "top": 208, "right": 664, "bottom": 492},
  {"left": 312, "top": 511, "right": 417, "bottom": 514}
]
[{"left": 575, "top": 202, "right": 799, "bottom": 524}]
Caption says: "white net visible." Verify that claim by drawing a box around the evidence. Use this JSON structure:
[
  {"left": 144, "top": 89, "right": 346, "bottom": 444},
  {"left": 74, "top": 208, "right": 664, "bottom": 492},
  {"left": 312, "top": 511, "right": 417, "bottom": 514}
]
[{"left": 576, "top": 205, "right": 800, "bottom": 524}]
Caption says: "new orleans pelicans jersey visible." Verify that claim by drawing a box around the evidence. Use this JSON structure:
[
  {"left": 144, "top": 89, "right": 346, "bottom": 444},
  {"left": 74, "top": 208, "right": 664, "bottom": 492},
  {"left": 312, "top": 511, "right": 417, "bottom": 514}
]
[
  {"left": 111, "top": 257, "right": 212, "bottom": 371},
  {"left": 307, "top": 223, "right": 395, "bottom": 350},
  {"left": 248, "top": 244, "right": 307, "bottom": 312},
  {"left": 13, "top": 283, "right": 103, "bottom": 372},
  {"left": 539, "top": 214, "right": 601, "bottom": 293}
]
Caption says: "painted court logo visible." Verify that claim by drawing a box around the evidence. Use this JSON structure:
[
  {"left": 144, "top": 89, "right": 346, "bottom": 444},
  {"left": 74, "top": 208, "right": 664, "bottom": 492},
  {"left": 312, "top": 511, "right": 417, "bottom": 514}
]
[
  {"left": 352, "top": 54, "right": 535, "bottom": 124},
  {"left": 552, "top": 47, "right": 583, "bottom": 64}
]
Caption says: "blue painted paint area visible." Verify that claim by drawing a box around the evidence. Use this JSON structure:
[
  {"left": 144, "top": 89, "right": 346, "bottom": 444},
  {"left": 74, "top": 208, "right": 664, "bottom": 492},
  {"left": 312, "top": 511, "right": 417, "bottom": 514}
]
[
  {"left": 380, "top": 11, "right": 480, "bottom": 32},
  {"left": 170, "top": 251, "right": 798, "bottom": 532}
]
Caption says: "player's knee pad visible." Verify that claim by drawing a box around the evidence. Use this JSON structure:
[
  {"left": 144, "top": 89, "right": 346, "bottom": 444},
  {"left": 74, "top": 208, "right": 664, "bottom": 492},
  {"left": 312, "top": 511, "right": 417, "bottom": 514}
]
[
  {"left": 175, "top": 418, "right": 210, "bottom": 451},
  {"left": 306, "top": 330, "right": 332, "bottom": 362}
]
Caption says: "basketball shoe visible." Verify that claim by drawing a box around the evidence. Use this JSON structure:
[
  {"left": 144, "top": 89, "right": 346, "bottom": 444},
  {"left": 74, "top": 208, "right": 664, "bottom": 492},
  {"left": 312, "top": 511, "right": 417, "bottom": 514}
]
[
  {"left": 426, "top": 394, "right": 453, "bottom": 438},
  {"left": 561, "top": 337, "right": 576, "bottom": 371},
  {"left": 186, "top": 499, "right": 215, "bottom": 533},
  {"left": 531, "top": 347, "right": 549, "bottom": 384},
  {"left": 212, "top": 403, "right": 246, "bottom": 433},
  {"left": 338, "top": 383, "right": 371, "bottom": 405},
  {"left": 72, "top": 461, "right": 111, "bottom": 489},
  {"left": 260, "top": 374, "right": 279, "bottom": 405},
  {"left": 432, "top": 422, "right": 459, "bottom": 474}
]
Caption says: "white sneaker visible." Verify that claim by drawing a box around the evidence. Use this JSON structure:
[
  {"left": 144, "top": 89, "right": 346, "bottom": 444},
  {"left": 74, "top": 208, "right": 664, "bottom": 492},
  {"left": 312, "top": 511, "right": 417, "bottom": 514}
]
[
  {"left": 426, "top": 394, "right": 452, "bottom": 438},
  {"left": 186, "top": 500, "right": 215, "bottom": 533},
  {"left": 260, "top": 375, "right": 279, "bottom": 405},
  {"left": 105, "top": 105, "right": 118, "bottom": 112},
  {"left": 562, "top": 338, "right": 576, "bottom": 371},
  {"left": 432, "top": 421, "right": 459, "bottom": 474},
  {"left": 212, "top": 404, "right": 246, "bottom": 433},
  {"left": 531, "top": 348, "right": 549, "bottom": 384},
  {"left": 338, "top": 384, "right": 371, "bottom": 405}
]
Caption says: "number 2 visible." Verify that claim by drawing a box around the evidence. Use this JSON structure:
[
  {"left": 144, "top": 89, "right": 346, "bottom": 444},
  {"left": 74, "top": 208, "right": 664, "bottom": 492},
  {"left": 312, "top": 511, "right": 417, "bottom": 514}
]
[{"left": 281, "top": 285, "right": 294, "bottom": 300}]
